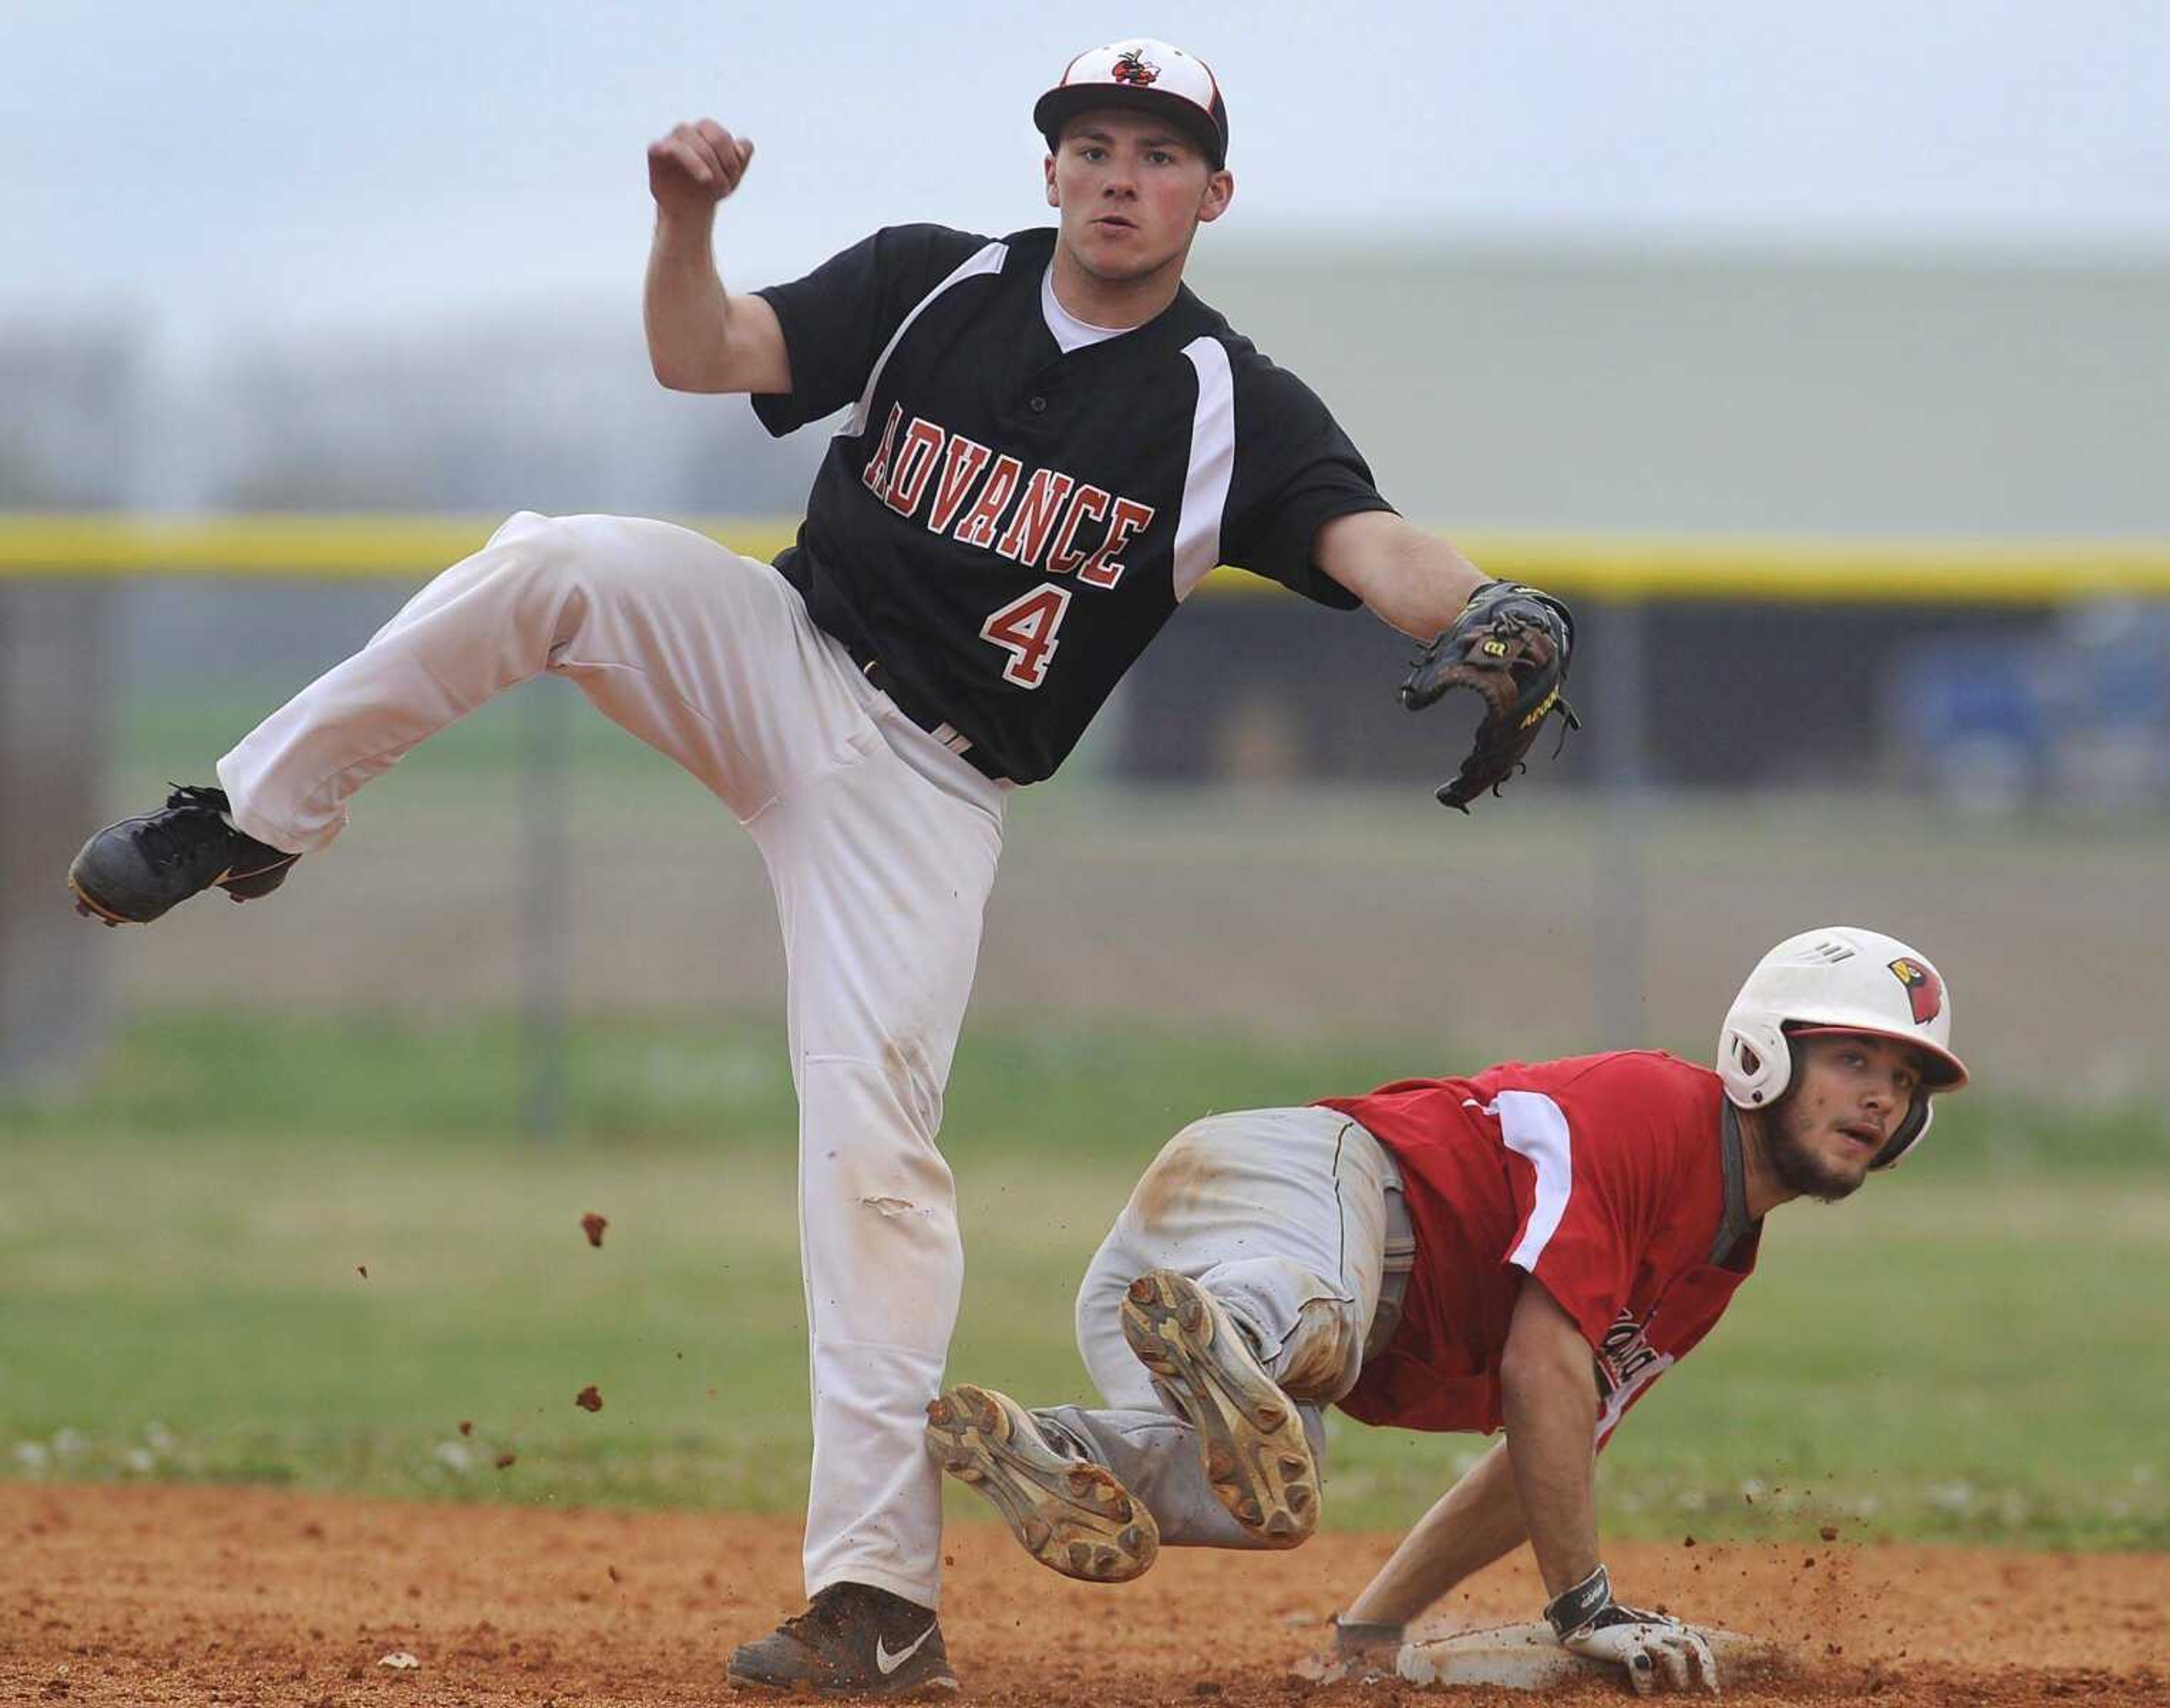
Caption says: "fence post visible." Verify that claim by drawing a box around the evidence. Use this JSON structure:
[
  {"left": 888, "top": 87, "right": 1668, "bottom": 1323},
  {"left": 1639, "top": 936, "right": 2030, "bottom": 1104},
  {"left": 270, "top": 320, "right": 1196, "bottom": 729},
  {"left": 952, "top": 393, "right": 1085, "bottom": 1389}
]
[
  {"left": 1592, "top": 598, "right": 1648, "bottom": 1047},
  {"left": 0, "top": 581, "right": 115, "bottom": 1089},
  {"left": 520, "top": 675, "right": 571, "bottom": 1141}
]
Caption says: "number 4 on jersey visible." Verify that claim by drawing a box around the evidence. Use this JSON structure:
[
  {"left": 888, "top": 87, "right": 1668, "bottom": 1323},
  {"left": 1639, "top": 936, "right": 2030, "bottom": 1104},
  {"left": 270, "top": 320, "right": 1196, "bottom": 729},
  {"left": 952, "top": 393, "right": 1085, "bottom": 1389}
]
[{"left": 979, "top": 584, "right": 1071, "bottom": 688}]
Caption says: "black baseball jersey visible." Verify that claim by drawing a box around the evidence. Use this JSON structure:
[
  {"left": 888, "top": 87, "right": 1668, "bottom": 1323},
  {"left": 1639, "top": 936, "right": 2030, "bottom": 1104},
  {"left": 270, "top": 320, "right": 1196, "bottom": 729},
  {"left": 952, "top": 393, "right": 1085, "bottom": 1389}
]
[{"left": 753, "top": 223, "right": 1392, "bottom": 784}]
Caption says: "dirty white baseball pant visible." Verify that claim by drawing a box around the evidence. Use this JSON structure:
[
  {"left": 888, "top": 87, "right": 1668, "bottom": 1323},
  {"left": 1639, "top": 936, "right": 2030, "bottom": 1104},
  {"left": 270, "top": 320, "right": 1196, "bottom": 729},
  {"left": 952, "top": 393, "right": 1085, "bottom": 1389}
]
[
  {"left": 217, "top": 511, "right": 1006, "bottom": 1609},
  {"left": 1041, "top": 1106, "right": 1409, "bottom": 1547}
]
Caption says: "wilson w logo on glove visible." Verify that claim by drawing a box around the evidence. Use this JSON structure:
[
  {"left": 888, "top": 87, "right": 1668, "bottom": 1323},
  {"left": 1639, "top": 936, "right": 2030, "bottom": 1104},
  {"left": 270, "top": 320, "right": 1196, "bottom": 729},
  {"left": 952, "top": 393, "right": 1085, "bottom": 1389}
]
[{"left": 1399, "top": 580, "right": 1582, "bottom": 812}]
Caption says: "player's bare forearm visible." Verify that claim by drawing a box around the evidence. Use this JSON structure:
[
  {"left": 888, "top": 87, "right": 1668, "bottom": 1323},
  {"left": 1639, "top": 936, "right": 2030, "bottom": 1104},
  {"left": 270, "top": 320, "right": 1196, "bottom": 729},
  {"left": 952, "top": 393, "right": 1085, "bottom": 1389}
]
[
  {"left": 642, "top": 120, "right": 791, "bottom": 394},
  {"left": 645, "top": 208, "right": 730, "bottom": 387},
  {"left": 1342, "top": 1440, "right": 1526, "bottom": 1629},
  {"left": 1499, "top": 1277, "right": 1603, "bottom": 1598},
  {"left": 1315, "top": 510, "right": 1487, "bottom": 640},
  {"left": 644, "top": 213, "right": 792, "bottom": 394}
]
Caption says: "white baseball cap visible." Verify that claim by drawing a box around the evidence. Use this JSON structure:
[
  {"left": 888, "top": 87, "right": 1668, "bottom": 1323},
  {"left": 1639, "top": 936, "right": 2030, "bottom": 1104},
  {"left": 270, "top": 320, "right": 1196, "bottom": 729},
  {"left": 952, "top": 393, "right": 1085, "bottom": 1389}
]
[{"left": 1034, "top": 38, "right": 1229, "bottom": 169}]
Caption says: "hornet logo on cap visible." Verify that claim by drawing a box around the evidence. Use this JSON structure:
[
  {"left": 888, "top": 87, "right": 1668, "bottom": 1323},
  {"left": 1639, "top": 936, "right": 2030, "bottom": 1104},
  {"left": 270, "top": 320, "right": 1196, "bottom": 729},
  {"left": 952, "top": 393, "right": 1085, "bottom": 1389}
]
[
  {"left": 1887, "top": 957, "right": 1943, "bottom": 1025},
  {"left": 1112, "top": 48, "right": 1160, "bottom": 86}
]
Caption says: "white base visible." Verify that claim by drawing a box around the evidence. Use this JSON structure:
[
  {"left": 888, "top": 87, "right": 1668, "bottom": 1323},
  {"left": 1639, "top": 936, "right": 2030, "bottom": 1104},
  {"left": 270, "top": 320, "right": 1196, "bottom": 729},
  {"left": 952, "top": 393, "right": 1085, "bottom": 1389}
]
[{"left": 1396, "top": 1620, "right": 1764, "bottom": 1692}]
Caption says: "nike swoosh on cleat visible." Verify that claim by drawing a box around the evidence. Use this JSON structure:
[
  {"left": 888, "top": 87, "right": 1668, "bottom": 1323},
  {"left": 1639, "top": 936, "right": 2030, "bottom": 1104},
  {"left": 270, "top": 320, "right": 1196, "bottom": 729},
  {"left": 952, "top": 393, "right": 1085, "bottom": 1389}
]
[{"left": 875, "top": 1625, "right": 936, "bottom": 1676}]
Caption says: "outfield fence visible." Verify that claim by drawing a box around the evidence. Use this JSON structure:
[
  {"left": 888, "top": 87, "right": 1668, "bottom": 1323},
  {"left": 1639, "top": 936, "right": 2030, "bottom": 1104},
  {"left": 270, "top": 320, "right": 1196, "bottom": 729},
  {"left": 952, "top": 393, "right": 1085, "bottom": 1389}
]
[
  {"left": 4, "top": 513, "right": 2169, "bottom": 600},
  {"left": 6, "top": 516, "right": 2168, "bottom": 1123}
]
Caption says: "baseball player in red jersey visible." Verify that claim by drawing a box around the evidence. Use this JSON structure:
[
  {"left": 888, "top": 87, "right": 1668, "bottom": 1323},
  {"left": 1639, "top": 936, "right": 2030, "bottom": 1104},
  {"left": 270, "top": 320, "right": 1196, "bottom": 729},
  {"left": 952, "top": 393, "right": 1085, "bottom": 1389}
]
[
  {"left": 63, "top": 37, "right": 1577, "bottom": 1700},
  {"left": 927, "top": 927, "right": 1967, "bottom": 1696}
]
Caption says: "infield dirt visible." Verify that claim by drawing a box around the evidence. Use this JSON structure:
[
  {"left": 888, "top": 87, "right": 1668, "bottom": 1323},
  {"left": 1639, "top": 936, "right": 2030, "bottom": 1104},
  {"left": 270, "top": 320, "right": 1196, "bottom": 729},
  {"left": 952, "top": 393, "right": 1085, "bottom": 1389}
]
[{"left": 3, "top": 1484, "right": 2162, "bottom": 1706}]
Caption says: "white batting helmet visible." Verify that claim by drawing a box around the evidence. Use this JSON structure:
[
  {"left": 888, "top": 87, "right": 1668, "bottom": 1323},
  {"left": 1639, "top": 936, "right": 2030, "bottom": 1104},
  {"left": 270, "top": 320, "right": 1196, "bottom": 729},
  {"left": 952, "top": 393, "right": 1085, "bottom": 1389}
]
[{"left": 1717, "top": 926, "right": 1968, "bottom": 1169}]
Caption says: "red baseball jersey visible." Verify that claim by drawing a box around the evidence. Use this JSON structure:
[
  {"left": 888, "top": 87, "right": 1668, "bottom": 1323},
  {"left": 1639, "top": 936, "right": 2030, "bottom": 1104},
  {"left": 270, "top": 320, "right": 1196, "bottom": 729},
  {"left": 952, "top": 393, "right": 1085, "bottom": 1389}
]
[{"left": 1319, "top": 1050, "right": 1759, "bottom": 1444}]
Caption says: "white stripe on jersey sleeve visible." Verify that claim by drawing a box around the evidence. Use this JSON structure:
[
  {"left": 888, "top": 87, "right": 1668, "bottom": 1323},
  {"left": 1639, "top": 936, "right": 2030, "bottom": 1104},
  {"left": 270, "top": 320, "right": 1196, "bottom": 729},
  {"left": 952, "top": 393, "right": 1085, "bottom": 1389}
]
[
  {"left": 840, "top": 240, "right": 1010, "bottom": 440},
  {"left": 1494, "top": 1090, "right": 1575, "bottom": 1271},
  {"left": 1172, "top": 335, "right": 1236, "bottom": 601}
]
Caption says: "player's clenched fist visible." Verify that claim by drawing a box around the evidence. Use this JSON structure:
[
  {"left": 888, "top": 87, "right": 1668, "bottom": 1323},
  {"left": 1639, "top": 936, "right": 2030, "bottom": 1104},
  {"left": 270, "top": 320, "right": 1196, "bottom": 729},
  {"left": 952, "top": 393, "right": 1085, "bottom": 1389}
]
[{"left": 648, "top": 120, "right": 754, "bottom": 218}]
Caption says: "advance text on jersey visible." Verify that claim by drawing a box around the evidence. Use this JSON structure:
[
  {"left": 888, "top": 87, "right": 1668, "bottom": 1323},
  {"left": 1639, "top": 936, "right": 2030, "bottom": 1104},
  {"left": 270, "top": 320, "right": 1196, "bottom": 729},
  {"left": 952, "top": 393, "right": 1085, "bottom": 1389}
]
[{"left": 859, "top": 402, "right": 1157, "bottom": 590}]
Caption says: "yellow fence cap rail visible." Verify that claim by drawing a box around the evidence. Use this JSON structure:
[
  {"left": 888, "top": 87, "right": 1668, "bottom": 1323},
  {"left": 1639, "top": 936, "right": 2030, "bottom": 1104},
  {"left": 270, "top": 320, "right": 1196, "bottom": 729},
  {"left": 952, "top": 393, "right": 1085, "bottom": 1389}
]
[
  {"left": 1, "top": 513, "right": 2167, "bottom": 604},
  {"left": 0, "top": 514, "right": 804, "bottom": 577},
  {"left": 1437, "top": 532, "right": 2170, "bottom": 605}
]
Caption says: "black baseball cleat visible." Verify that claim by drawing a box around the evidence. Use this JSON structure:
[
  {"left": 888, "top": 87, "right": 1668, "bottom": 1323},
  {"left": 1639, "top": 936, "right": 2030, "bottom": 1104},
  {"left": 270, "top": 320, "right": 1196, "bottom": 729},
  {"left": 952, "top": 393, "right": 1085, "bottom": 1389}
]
[
  {"left": 726, "top": 1581, "right": 958, "bottom": 1697},
  {"left": 68, "top": 785, "right": 301, "bottom": 926}
]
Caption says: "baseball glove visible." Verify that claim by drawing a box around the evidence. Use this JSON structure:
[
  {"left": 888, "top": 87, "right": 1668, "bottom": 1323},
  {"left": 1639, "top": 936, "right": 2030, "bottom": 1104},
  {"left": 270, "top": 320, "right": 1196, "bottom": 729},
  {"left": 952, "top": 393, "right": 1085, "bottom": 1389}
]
[{"left": 1399, "top": 579, "right": 1581, "bottom": 811}]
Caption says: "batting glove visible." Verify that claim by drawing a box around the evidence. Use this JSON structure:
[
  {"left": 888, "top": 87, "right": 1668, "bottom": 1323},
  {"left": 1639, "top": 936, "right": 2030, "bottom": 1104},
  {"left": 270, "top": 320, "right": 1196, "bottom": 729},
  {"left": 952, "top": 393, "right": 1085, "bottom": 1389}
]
[{"left": 1544, "top": 1565, "right": 1718, "bottom": 1696}]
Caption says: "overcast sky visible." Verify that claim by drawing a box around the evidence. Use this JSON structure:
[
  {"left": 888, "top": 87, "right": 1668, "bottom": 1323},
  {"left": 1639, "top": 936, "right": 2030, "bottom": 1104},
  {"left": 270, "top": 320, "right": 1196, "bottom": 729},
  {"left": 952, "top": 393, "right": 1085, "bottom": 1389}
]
[{"left": 6, "top": 0, "right": 2167, "bottom": 344}]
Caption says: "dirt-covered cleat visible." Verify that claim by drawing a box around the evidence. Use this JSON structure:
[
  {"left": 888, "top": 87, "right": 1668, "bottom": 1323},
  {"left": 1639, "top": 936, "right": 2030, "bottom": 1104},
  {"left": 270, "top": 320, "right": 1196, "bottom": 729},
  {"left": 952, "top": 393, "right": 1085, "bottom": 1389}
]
[
  {"left": 1121, "top": 1269, "right": 1321, "bottom": 1548},
  {"left": 926, "top": 1384, "right": 1158, "bottom": 1584},
  {"left": 67, "top": 785, "right": 300, "bottom": 925},
  {"left": 725, "top": 1581, "right": 958, "bottom": 1697}
]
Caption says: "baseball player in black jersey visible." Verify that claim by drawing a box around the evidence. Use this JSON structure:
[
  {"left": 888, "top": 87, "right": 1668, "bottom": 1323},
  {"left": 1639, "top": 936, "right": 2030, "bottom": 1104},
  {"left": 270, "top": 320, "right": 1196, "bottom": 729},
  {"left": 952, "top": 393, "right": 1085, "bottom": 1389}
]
[{"left": 68, "top": 38, "right": 1576, "bottom": 1697}]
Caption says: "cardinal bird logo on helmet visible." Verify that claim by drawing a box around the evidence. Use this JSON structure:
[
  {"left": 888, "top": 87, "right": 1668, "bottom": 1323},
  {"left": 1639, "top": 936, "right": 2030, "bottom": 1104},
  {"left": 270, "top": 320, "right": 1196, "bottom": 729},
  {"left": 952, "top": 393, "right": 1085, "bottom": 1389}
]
[
  {"left": 1112, "top": 49, "right": 1160, "bottom": 85},
  {"left": 1887, "top": 957, "right": 1943, "bottom": 1025}
]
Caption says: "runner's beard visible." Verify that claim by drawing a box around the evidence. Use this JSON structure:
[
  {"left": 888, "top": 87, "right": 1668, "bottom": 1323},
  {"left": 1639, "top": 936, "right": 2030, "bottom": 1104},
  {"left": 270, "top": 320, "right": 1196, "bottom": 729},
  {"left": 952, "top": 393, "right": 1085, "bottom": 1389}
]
[{"left": 1767, "top": 1103, "right": 1869, "bottom": 1204}]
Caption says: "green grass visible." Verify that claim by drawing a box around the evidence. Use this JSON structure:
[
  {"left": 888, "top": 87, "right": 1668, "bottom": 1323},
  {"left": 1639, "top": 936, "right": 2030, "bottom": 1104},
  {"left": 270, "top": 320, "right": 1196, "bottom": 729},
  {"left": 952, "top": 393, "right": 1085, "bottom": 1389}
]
[{"left": 2, "top": 1012, "right": 2164, "bottom": 1550}]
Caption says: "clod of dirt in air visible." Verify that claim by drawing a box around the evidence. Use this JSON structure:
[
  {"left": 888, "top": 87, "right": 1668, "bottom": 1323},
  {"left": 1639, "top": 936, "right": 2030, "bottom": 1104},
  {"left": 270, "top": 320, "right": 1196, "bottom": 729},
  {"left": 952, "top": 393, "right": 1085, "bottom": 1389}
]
[
  {"left": 575, "top": 1386, "right": 604, "bottom": 1412},
  {"left": 1820, "top": 1525, "right": 1841, "bottom": 1542},
  {"left": 1682, "top": 1535, "right": 1697, "bottom": 1549},
  {"left": 581, "top": 1213, "right": 608, "bottom": 1249},
  {"left": 458, "top": 1421, "right": 473, "bottom": 1437},
  {"left": 494, "top": 1452, "right": 517, "bottom": 1470},
  {"left": 377, "top": 1651, "right": 420, "bottom": 1670},
  {"left": 355, "top": 1265, "right": 368, "bottom": 1280}
]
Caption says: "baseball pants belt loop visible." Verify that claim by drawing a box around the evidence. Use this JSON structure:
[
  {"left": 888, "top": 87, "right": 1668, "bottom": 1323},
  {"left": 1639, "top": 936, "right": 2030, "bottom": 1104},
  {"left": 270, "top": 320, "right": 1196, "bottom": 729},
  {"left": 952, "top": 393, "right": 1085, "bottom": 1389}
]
[{"left": 852, "top": 646, "right": 1009, "bottom": 783}]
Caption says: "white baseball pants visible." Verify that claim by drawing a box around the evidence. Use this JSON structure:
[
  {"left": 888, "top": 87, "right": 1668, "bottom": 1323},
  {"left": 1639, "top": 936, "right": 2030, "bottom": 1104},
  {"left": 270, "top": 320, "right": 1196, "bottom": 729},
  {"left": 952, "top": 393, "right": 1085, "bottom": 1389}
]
[
  {"left": 1040, "top": 1106, "right": 1409, "bottom": 1546},
  {"left": 217, "top": 511, "right": 1007, "bottom": 1609}
]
